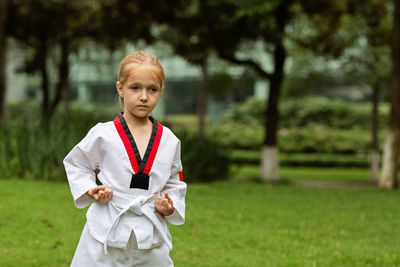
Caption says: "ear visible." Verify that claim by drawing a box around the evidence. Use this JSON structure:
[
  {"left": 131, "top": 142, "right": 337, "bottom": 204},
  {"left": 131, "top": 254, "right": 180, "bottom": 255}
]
[{"left": 116, "top": 81, "right": 123, "bottom": 97}]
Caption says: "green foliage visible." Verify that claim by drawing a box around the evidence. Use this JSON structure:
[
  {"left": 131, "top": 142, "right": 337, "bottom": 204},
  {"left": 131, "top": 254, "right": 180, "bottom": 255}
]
[
  {"left": 177, "top": 131, "right": 231, "bottom": 183},
  {"left": 212, "top": 122, "right": 385, "bottom": 154},
  {"left": 0, "top": 102, "right": 119, "bottom": 180},
  {"left": 1, "top": 102, "right": 231, "bottom": 182},
  {"left": 0, "top": 97, "right": 390, "bottom": 180},
  {"left": 223, "top": 96, "right": 389, "bottom": 129},
  {"left": 222, "top": 97, "right": 265, "bottom": 125},
  {"left": 231, "top": 151, "right": 371, "bottom": 168},
  {"left": 279, "top": 125, "right": 377, "bottom": 154},
  {"left": 210, "top": 122, "right": 264, "bottom": 150},
  {"left": 217, "top": 96, "right": 389, "bottom": 154},
  {"left": 280, "top": 97, "right": 389, "bottom": 129}
]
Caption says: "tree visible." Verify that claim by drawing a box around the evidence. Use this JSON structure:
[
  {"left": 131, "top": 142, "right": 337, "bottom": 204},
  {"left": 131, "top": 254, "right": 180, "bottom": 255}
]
[
  {"left": 210, "top": 0, "right": 295, "bottom": 181},
  {"left": 290, "top": 0, "right": 392, "bottom": 182},
  {"left": 0, "top": 0, "right": 8, "bottom": 122},
  {"left": 214, "top": 0, "right": 382, "bottom": 181},
  {"left": 6, "top": 0, "right": 99, "bottom": 123},
  {"left": 347, "top": 0, "right": 391, "bottom": 182},
  {"left": 314, "top": 0, "right": 391, "bottom": 182},
  {"left": 213, "top": 0, "right": 346, "bottom": 181},
  {"left": 379, "top": 0, "right": 400, "bottom": 189},
  {"left": 159, "top": 0, "right": 238, "bottom": 137}
]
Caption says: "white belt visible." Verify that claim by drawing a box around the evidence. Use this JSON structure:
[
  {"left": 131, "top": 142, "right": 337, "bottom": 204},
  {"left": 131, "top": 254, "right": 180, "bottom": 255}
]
[{"left": 103, "top": 192, "right": 172, "bottom": 254}]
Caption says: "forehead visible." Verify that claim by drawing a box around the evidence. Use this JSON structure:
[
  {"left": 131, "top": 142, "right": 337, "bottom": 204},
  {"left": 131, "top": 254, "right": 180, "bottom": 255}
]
[{"left": 125, "top": 64, "right": 162, "bottom": 86}]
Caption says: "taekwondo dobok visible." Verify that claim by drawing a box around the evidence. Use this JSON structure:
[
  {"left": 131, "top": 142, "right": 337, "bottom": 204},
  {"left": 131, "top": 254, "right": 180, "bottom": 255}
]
[{"left": 64, "top": 113, "right": 187, "bottom": 262}]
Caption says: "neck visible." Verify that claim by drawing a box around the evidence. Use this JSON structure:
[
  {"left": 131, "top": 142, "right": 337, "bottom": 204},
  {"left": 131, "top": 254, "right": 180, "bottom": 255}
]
[{"left": 123, "top": 113, "right": 151, "bottom": 128}]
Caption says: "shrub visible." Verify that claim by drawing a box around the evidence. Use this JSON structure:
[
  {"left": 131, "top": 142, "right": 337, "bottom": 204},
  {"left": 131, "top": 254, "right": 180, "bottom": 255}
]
[
  {"left": 177, "top": 131, "right": 231, "bottom": 183},
  {"left": 280, "top": 97, "right": 389, "bottom": 129},
  {"left": 1, "top": 102, "right": 232, "bottom": 182},
  {"left": 222, "top": 97, "right": 265, "bottom": 125},
  {"left": 210, "top": 122, "right": 386, "bottom": 154},
  {"left": 278, "top": 124, "right": 381, "bottom": 154},
  {"left": 210, "top": 122, "right": 264, "bottom": 150},
  {"left": 1, "top": 102, "right": 120, "bottom": 180},
  {"left": 223, "top": 96, "right": 390, "bottom": 129}
]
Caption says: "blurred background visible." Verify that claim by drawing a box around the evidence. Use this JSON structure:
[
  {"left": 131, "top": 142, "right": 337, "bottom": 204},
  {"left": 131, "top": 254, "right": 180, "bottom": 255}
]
[
  {"left": 2, "top": 0, "right": 399, "bottom": 187},
  {"left": 2, "top": 0, "right": 400, "bottom": 266},
  {"left": 0, "top": 0, "right": 399, "bottom": 188}
]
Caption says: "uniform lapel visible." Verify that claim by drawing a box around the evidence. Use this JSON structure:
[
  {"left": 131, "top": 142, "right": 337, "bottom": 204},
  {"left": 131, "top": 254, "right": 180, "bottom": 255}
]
[{"left": 113, "top": 112, "right": 163, "bottom": 190}]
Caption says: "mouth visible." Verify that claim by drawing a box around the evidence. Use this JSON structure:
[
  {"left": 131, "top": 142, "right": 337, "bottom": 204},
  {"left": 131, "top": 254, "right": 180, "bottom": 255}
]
[{"left": 137, "top": 105, "right": 149, "bottom": 108}]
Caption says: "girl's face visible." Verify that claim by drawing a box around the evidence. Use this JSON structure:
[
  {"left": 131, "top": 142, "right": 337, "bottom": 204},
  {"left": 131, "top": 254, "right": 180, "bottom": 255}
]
[{"left": 116, "top": 64, "right": 162, "bottom": 120}]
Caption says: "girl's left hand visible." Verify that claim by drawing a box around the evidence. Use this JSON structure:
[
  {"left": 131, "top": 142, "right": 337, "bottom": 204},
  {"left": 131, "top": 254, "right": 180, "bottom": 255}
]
[{"left": 155, "top": 192, "right": 174, "bottom": 216}]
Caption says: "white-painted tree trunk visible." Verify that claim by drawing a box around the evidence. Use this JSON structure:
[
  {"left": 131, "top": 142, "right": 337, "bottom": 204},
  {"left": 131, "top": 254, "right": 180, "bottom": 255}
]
[
  {"left": 378, "top": 129, "right": 400, "bottom": 188},
  {"left": 260, "top": 145, "right": 280, "bottom": 182},
  {"left": 370, "top": 149, "right": 379, "bottom": 182}
]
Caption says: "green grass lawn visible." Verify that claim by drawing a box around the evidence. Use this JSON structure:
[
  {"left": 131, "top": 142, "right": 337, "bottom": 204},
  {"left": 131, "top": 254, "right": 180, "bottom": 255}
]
[
  {"left": 1, "top": 173, "right": 400, "bottom": 266},
  {"left": 232, "top": 165, "right": 372, "bottom": 183}
]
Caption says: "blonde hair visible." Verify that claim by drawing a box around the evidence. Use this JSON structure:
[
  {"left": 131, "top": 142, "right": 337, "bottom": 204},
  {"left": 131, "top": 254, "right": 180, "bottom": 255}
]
[{"left": 118, "top": 51, "right": 165, "bottom": 87}]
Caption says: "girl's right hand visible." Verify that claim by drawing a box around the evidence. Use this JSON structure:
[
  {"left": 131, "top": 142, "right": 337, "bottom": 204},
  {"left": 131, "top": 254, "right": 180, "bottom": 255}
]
[{"left": 86, "top": 185, "right": 113, "bottom": 203}]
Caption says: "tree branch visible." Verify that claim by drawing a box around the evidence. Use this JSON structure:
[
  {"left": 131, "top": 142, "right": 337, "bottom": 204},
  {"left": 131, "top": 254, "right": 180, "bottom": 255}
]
[{"left": 219, "top": 53, "right": 272, "bottom": 80}]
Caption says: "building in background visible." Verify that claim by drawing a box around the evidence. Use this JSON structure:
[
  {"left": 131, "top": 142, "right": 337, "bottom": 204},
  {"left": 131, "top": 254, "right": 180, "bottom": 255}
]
[{"left": 5, "top": 41, "right": 259, "bottom": 121}]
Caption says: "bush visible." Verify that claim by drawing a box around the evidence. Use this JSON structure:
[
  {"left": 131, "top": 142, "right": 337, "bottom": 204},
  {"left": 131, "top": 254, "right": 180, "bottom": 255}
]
[
  {"left": 210, "top": 122, "right": 264, "bottom": 150},
  {"left": 210, "top": 122, "right": 386, "bottom": 154},
  {"left": 223, "top": 96, "right": 389, "bottom": 129},
  {"left": 230, "top": 150, "right": 371, "bottom": 167},
  {"left": 177, "top": 131, "right": 231, "bottom": 183},
  {"left": 1, "top": 102, "right": 231, "bottom": 182},
  {"left": 280, "top": 97, "right": 389, "bottom": 129},
  {"left": 222, "top": 97, "right": 265, "bottom": 125},
  {"left": 0, "top": 102, "right": 120, "bottom": 180},
  {"left": 279, "top": 125, "right": 376, "bottom": 154}
]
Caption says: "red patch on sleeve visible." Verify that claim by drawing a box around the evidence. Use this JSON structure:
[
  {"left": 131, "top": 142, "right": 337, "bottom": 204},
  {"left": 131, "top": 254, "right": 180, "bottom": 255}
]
[{"left": 178, "top": 171, "right": 184, "bottom": 182}]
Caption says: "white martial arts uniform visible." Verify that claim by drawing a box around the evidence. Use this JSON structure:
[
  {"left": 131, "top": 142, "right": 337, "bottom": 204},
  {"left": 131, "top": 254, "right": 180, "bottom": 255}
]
[{"left": 64, "top": 113, "right": 187, "bottom": 267}]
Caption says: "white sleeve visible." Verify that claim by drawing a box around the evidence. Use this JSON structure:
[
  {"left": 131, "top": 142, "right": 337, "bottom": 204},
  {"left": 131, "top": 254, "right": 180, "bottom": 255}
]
[
  {"left": 63, "top": 125, "right": 102, "bottom": 209},
  {"left": 162, "top": 141, "right": 187, "bottom": 225}
]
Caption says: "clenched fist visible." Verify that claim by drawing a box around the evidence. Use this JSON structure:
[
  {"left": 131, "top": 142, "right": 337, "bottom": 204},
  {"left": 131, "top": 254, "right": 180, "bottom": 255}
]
[
  {"left": 86, "top": 185, "right": 113, "bottom": 203},
  {"left": 155, "top": 192, "right": 174, "bottom": 217}
]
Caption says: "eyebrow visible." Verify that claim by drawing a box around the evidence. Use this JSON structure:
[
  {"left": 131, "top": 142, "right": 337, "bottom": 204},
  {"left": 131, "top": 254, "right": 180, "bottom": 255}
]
[{"left": 126, "top": 82, "right": 160, "bottom": 88}]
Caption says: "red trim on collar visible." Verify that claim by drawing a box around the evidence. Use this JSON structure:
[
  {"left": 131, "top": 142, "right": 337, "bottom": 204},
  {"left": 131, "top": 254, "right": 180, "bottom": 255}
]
[
  {"left": 143, "top": 121, "right": 163, "bottom": 175},
  {"left": 113, "top": 116, "right": 140, "bottom": 173}
]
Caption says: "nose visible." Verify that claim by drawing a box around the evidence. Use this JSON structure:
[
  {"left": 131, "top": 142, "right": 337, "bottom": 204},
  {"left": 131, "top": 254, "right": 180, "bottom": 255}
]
[{"left": 139, "top": 89, "right": 148, "bottom": 101}]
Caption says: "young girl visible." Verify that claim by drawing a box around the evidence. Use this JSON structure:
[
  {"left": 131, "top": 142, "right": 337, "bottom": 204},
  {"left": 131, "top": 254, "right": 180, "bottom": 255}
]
[{"left": 64, "top": 51, "right": 186, "bottom": 267}]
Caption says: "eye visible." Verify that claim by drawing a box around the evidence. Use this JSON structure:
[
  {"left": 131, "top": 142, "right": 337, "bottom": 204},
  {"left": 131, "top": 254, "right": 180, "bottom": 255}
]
[
  {"left": 151, "top": 88, "right": 158, "bottom": 92},
  {"left": 130, "top": 85, "right": 139, "bottom": 90}
]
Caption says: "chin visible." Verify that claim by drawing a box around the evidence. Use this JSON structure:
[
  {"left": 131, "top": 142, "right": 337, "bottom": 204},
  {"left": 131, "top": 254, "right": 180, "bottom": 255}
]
[{"left": 134, "top": 113, "right": 150, "bottom": 118}]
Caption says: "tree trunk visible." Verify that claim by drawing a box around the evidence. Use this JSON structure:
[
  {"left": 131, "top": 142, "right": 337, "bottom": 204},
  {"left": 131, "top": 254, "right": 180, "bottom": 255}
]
[
  {"left": 50, "top": 38, "right": 70, "bottom": 117},
  {"left": 261, "top": 146, "right": 280, "bottom": 181},
  {"left": 39, "top": 40, "right": 50, "bottom": 122},
  {"left": 370, "top": 82, "right": 379, "bottom": 182},
  {"left": 260, "top": 1, "right": 289, "bottom": 182},
  {"left": 379, "top": 0, "right": 400, "bottom": 189},
  {"left": 379, "top": 128, "right": 400, "bottom": 188},
  {"left": 197, "top": 60, "right": 208, "bottom": 138},
  {"left": 0, "top": 0, "right": 8, "bottom": 122},
  {"left": 261, "top": 46, "right": 285, "bottom": 181}
]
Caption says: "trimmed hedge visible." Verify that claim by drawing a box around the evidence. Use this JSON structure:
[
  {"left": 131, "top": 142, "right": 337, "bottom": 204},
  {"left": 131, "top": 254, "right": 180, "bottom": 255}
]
[
  {"left": 210, "top": 123, "right": 385, "bottom": 154},
  {"left": 216, "top": 96, "right": 388, "bottom": 153},
  {"left": 231, "top": 150, "right": 371, "bottom": 167},
  {"left": 223, "top": 96, "right": 389, "bottom": 129}
]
